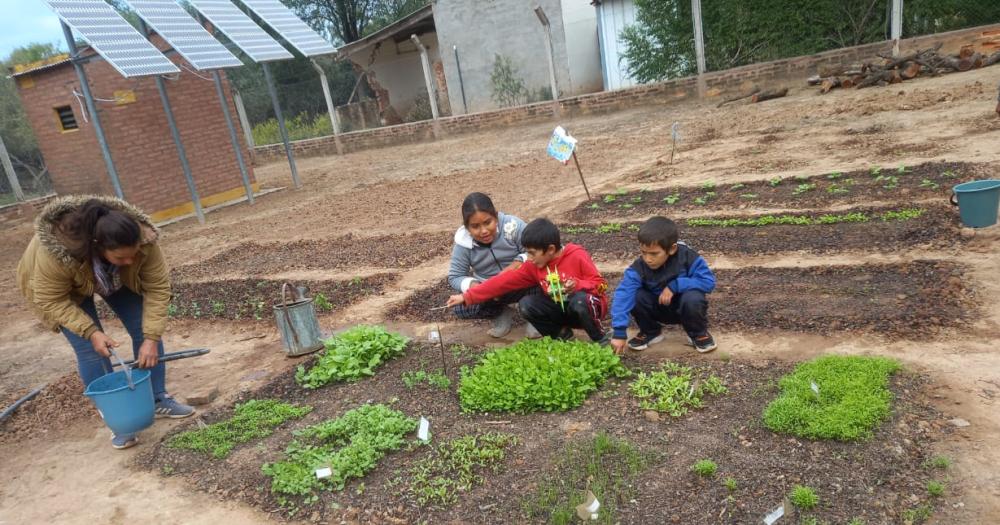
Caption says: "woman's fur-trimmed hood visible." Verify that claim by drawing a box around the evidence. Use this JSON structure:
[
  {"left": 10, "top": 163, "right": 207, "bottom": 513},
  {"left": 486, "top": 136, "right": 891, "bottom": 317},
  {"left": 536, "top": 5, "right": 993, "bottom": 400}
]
[{"left": 34, "top": 195, "right": 160, "bottom": 266}]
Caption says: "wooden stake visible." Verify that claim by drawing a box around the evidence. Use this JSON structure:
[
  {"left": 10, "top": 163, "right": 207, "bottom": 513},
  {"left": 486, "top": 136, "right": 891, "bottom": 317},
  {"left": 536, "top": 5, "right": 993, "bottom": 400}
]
[
  {"left": 571, "top": 151, "right": 592, "bottom": 200},
  {"left": 435, "top": 323, "right": 449, "bottom": 375}
]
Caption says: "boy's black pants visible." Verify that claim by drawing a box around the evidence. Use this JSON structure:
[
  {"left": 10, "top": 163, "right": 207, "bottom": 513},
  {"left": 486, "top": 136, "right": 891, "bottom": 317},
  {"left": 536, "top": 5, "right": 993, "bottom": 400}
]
[
  {"left": 518, "top": 291, "right": 606, "bottom": 341},
  {"left": 632, "top": 288, "right": 709, "bottom": 338}
]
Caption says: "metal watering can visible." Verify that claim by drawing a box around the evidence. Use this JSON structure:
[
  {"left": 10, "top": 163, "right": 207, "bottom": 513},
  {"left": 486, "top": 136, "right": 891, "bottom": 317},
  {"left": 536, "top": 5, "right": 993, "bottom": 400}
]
[{"left": 273, "top": 282, "right": 324, "bottom": 357}]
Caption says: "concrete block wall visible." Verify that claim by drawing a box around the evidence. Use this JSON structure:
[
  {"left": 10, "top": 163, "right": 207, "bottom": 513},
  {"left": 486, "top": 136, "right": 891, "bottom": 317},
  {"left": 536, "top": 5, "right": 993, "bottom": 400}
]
[
  {"left": 14, "top": 37, "right": 255, "bottom": 219},
  {"left": 253, "top": 24, "right": 1000, "bottom": 164}
]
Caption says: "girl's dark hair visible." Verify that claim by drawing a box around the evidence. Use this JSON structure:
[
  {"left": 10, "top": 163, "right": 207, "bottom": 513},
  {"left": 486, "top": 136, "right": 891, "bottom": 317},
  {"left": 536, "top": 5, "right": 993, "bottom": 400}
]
[
  {"left": 59, "top": 199, "right": 141, "bottom": 261},
  {"left": 461, "top": 192, "right": 498, "bottom": 226}
]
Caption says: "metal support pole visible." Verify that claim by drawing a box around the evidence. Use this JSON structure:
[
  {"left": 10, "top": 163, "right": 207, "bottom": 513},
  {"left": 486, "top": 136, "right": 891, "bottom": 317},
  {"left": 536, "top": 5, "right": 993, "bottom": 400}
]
[
  {"left": 691, "top": 0, "right": 707, "bottom": 75},
  {"left": 0, "top": 134, "right": 25, "bottom": 201},
  {"left": 310, "top": 59, "right": 341, "bottom": 134},
  {"left": 891, "top": 0, "right": 904, "bottom": 57},
  {"left": 62, "top": 22, "right": 124, "bottom": 199},
  {"left": 410, "top": 35, "right": 439, "bottom": 120},
  {"left": 262, "top": 62, "right": 300, "bottom": 189},
  {"left": 138, "top": 20, "right": 204, "bottom": 224},
  {"left": 534, "top": 7, "right": 559, "bottom": 102},
  {"left": 233, "top": 90, "right": 255, "bottom": 149},
  {"left": 153, "top": 75, "right": 205, "bottom": 224},
  {"left": 453, "top": 45, "right": 468, "bottom": 114},
  {"left": 212, "top": 70, "right": 254, "bottom": 204}
]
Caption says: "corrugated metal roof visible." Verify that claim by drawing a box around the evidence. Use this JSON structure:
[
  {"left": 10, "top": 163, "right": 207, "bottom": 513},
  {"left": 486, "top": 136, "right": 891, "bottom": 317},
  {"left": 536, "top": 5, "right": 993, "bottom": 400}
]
[{"left": 336, "top": 4, "right": 434, "bottom": 59}]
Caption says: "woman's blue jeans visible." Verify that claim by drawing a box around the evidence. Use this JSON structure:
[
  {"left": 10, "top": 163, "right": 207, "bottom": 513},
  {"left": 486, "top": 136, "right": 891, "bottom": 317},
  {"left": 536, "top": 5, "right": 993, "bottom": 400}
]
[{"left": 60, "top": 287, "right": 167, "bottom": 398}]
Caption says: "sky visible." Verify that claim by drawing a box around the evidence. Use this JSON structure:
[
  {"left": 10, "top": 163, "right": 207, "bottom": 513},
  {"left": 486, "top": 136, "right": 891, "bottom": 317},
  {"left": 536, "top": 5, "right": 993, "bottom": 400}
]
[{"left": 1, "top": 1, "right": 67, "bottom": 60}]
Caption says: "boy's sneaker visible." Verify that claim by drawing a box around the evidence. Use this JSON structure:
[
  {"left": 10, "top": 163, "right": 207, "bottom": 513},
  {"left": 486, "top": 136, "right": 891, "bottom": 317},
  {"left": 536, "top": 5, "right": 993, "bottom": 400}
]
[
  {"left": 627, "top": 332, "right": 665, "bottom": 351},
  {"left": 596, "top": 330, "right": 614, "bottom": 347},
  {"left": 555, "top": 327, "right": 574, "bottom": 341},
  {"left": 488, "top": 306, "right": 515, "bottom": 338},
  {"left": 525, "top": 323, "right": 542, "bottom": 339},
  {"left": 689, "top": 333, "right": 717, "bottom": 354},
  {"left": 155, "top": 395, "right": 196, "bottom": 418},
  {"left": 111, "top": 433, "right": 139, "bottom": 449}
]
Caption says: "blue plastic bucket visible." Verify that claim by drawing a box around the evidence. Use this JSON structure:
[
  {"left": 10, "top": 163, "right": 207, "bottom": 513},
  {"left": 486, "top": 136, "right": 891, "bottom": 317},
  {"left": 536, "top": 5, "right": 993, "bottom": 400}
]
[
  {"left": 84, "top": 367, "right": 154, "bottom": 435},
  {"left": 951, "top": 180, "right": 1000, "bottom": 228}
]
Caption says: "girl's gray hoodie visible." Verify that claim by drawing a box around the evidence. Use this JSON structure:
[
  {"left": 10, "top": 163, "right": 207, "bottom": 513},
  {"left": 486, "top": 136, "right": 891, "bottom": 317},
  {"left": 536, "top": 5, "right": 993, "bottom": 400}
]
[{"left": 448, "top": 212, "right": 527, "bottom": 292}]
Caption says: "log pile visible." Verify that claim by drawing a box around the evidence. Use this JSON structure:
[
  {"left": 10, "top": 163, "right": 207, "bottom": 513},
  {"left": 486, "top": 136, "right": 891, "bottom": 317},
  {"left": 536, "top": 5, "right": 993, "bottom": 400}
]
[{"left": 808, "top": 43, "right": 1000, "bottom": 94}]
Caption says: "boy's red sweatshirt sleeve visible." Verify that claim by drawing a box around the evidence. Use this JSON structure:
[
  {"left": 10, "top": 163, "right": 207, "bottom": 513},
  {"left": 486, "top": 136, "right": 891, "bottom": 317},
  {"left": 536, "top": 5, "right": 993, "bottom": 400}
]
[
  {"left": 463, "top": 263, "right": 538, "bottom": 305},
  {"left": 568, "top": 245, "right": 606, "bottom": 294}
]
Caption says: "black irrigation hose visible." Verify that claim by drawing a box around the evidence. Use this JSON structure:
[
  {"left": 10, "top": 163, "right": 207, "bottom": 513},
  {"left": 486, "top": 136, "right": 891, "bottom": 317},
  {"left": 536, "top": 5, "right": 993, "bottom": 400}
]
[
  {"left": 0, "top": 385, "right": 45, "bottom": 424},
  {"left": 111, "top": 348, "right": 211, "bottom": 368}
]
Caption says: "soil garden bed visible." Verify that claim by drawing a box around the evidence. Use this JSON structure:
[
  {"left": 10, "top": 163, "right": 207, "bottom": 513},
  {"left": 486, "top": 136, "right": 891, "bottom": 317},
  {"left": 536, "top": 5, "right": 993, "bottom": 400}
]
[
  {"left": 139, "top": 344, "right": 954, "bottom": 524},
  {"left": 566, "top": 161, "right": 986, "bottom": 220},
  {"left": 172, "top": 232, "right": 452, "bottom": 281},
  {"left": 98, "top": 275, "right": 398, "bottom": 321},
  {"left": 0, "top": 373, "right": 100, "bottom": 445},
  {"left": 564, "top": 205, "right": 960, "bottom": 259},
  {"left": 387, "top": 261, "right": 972, "bottom": 337}
]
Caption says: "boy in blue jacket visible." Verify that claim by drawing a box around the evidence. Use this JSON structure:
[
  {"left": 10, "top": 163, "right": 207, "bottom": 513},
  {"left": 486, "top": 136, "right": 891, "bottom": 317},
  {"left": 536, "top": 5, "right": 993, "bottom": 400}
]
[{"left": 609, "top": 216, "right": 717, "bottom": 354}]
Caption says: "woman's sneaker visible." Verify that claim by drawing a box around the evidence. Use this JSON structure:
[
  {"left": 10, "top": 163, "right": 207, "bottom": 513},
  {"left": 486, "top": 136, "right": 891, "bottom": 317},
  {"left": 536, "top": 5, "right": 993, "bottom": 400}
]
[
  {"left": 628, "top": 332, "right": 665, "bottom": 351},
  {"left": 155, "top": 395, "right": 196, "bottom": 418},
  {"left": 687, "top": 333, "right": 718, "bottom": 354},
  {"left": 111, "top": 433, "right": 139, "bottom": 449}
]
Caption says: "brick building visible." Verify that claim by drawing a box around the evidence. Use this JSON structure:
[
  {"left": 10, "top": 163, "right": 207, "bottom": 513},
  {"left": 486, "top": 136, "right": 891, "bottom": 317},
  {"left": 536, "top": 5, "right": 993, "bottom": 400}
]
[{"left": 11, "top": 37, "right": 256, "bottom": 222}]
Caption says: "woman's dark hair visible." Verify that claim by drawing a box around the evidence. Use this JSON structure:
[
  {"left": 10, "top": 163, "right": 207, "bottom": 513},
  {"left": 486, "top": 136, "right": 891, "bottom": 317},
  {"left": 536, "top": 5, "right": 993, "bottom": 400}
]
[
  {"left": 461, "top": 192, "right": 498, "bottom": 226},
  {"left": 59, "top": 199, "right": 141, "bottom": 262}
]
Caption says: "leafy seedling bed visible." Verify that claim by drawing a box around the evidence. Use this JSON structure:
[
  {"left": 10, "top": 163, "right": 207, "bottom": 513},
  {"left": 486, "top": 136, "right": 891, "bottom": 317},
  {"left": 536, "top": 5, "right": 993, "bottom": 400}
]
[
  {"left": 146, "top": 275, "right": 395, "bottom": 321},
  {"left": 140, "top": 354, "right": 954, "bottom": 524},
  {"left": 565, "top": 205, "right": 960, "bottom": 258},
  {"left": 172, "top": 232, "right": 451, "bottom": 281},
  {"left": 389, "top": 261, "right": 973, "bottom": 337},
  {"left": 567, "top": 161, "right": 984, "bottom": 219}
]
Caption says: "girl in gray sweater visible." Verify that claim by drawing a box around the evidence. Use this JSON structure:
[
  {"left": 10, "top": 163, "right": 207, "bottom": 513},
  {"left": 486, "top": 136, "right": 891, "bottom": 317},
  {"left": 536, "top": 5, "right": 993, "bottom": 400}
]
[{"left": 447, "top": 193, "right": 540, "bottom": 338}]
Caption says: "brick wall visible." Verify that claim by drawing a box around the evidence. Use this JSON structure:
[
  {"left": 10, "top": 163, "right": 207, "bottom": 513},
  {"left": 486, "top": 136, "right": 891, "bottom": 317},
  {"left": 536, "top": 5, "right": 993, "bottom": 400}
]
[
  {"left": 253, "top": 23, "right": 1000, "bottom": 163},
  {"left": 0, "top": 194, "right": 57, "bottom": 228},
  {"left": 15, "top": 36, "right": 255, "bottom": 217}
]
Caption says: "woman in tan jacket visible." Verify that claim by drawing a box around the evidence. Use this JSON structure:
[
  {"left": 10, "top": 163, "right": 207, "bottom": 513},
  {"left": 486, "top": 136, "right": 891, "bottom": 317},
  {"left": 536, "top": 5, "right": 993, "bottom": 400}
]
[{"left": 17, "top": 196, "right": 194, "bottom": 449}]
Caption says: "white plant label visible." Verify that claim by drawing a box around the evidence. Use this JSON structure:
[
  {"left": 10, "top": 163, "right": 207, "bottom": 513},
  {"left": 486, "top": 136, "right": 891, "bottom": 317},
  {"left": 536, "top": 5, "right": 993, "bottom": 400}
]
[
  {"left": 587, "top": 498, "right": 600, "bottom": 513},
  {"left": 810, "top": 381, "right": 820, "bottom": 396},
  {"left": 418, "top": 417, "right": 430, "bottom": 441},
  {"left": 763, "top": 504, "right": 785, "bottom": 524},
  {"left": 428, "top": 331, "right": 440, "bottom": 343},
  {"left": 315, "top": 467, "right": 332, "bottom": 479},
  {"left": 576, "top": 490, "right": 600, "bottom": 520}
]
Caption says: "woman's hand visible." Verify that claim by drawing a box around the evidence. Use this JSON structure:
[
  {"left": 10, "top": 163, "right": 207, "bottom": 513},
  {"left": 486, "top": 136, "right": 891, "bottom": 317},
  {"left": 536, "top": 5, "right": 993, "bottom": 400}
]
[
  {"left": 88, "top": 331, "right": 119, "bottom": 358},
  {"left": 446, "top": 294, "right": 466, "bottom": 308},
  {"left": 136, "top": 339, "right": 160, "bottom": 368}
]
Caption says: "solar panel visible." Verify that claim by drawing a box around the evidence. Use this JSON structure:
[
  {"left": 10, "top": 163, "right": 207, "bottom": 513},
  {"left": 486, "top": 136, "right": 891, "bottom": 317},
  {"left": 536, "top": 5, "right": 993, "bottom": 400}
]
[
  {"left": 186, "top": 0, "right": 293, "bottom": 63},
  {"left": 239, "top": 0, "right": 336, "bottom": 57},
  {"left": 41, "top": 0, "right": 180, "bottom": 77},
  {"left": 124, "top": 0, "right": 244, "bottom": 70}
]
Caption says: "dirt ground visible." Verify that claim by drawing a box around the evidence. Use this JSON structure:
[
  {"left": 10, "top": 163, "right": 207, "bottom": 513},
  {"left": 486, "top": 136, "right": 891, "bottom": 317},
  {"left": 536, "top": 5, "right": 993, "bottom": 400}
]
[{"left": 2, "top": 65, "right": 1000, "bottom": 524}]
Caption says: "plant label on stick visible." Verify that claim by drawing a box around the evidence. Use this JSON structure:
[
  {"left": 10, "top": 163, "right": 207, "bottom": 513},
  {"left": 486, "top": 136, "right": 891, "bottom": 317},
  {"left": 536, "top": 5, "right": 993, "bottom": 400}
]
[
  {"left": 575, "top": 490, "right": 600, "bottom": 520},
  {"left": 763, "top": 502, "right": 784, "bottom": 524},
  {"left": 418, "top": 417, "right": 430, "bottom": 442},
  {"left": 810, "top": 381, "right": 820, "bottom": 398},
  {"left": 428, "top": 330, "right": 440, "bottom": 343},
  {"left": 315, "top": 466, "right": 332, "bottom": 479}
]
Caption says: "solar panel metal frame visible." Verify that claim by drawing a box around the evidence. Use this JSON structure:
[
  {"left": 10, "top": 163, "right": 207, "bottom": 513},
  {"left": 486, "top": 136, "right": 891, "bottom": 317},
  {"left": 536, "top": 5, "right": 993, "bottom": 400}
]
[
  {"left": 238, "top": 0, "right": 336, "bottom": 57},
  {"left": 186, "top": 0, "right": 294, "bottom": 63},
  {"left": 123, "top": 0, "right": 244, "bottom": 71},
  {"left": 41, "top": 0, "right": 180, "bottom": 77}
]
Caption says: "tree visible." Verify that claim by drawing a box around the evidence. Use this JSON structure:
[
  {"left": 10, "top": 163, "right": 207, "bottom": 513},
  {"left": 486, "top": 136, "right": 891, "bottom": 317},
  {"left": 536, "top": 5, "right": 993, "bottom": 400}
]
[
  {"left": 285, "top": 0, "right": 429, "bottom": 44},
  {"left": 621, "top": 0, "right": 1000, "bottom": 84}
]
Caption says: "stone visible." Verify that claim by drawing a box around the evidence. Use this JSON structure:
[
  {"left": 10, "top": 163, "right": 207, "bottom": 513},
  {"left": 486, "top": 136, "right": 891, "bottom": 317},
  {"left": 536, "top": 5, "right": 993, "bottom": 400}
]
[
  {"left": 185, "top": 386, "right": 220, "bottom": 406},
  {"left": 960, "top": 228, "right": 976, "bottom": 240},
  {"left": 643, "top": 410, "right": 661, "bottom": 422},
  {"left": 949, "top": 418, "right": 971, "bottom": 428}
]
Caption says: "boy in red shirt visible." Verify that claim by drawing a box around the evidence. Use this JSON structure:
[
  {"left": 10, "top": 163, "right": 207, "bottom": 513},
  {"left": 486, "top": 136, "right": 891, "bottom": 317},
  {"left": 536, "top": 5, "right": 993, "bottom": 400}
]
[{"left": 446, "top": 218, "right": 611, "bottom": 344}]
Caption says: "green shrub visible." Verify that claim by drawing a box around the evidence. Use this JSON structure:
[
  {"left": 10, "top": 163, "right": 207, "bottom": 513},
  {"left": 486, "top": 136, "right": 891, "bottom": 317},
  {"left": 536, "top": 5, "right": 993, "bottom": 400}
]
[
  {"left": 926, "top": 480, "right": 945, "bottom": 497},
  {"left": 252, "top": 112, "right": 333, "bottom": 146},
  {"left": 691, "top": 459, "right": 717, "bottom": 477},
  {"left": 262, "top": 404, "right": 417, "bottom": 498},
  {"left": 523, "top": 432, "right": 650, "bottom": 524},
  {"left": 789, "top": 485, "right": 819, "bottom": 510},
  {"left": 763, "top": 355, "right": 901, "bottom": 440},
  {"left": 629, "top": 361, "right": 726, "bottom": 416},
  {"left": 168, "top": 399, "right": 312, "bottom": 458},
  {"left": 458, "top": 338, "right": 629, "bottom": 413},
  {"left": 296, "top": 326, "right": 408, "bottom": 389},
  {"left": 409, "top": 433, "right": 518, "bottom": 506},
  {"left": 313, "top": 292, "right": 333, "bottom": 312}
]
